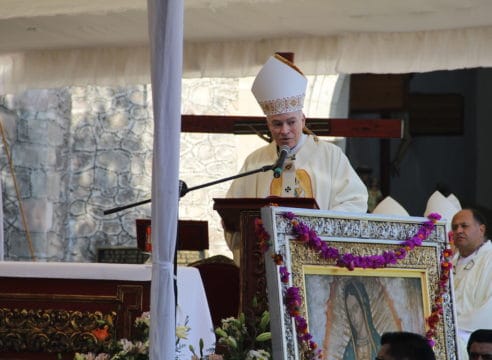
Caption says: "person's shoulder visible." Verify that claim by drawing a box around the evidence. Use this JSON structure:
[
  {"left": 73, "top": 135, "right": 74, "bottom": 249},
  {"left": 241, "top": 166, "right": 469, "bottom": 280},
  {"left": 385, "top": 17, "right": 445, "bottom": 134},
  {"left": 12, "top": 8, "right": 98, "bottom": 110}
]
[
  {"left": 481, "top": 240, "right": 492, "bottom": 255},
  {"left": 243, "top": 142, "right": 275, "bottom": 162},
  {"left": 307, "top": 137, "right": 344, "bottom": 157},
  {"left": 482, "top": 240, "right": 492, "bottom": 251},
  {"left": 479, "top": 240, "right": 492, "bottom": 266},
  {"left": 310, "top": 136, "right": 342, "bottom": 149}
]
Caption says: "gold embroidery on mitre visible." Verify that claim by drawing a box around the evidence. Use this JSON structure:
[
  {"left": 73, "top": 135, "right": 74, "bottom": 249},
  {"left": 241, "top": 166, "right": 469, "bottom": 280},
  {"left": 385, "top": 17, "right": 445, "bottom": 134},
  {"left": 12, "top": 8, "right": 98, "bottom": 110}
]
[
  {"left": 259, "top": 94, "right": 305, "bottom": 116},
  {"left": 273, "top": 54, "right": 305, "bottom": 75}
]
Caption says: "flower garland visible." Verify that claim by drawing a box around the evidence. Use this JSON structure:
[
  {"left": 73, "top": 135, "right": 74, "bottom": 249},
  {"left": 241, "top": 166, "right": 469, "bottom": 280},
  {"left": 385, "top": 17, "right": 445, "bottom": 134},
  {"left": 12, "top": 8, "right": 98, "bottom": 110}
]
[
  {"left": 255, "top": 211, "right": 453, "bottom": 359},
  {"left": 426, "top": 233, "right": 454, "bottom": 346}
]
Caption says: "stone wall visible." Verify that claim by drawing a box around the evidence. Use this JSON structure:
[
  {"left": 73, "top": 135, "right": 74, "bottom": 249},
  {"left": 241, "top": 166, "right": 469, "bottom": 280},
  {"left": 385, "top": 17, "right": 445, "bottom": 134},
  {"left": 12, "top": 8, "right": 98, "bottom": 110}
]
[
  {"left": 0, "top": 80, "right": 238, "bottom": 262},
  {"left": 0, "top": 75, "right": 342, "bottom": 262}
]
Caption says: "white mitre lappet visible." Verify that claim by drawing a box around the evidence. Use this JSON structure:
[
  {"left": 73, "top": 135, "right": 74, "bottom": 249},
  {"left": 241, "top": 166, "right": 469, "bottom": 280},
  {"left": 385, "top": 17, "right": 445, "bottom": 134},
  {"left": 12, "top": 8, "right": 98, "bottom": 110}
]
[
  {"left": 252, "top": 54, "right": 308, "bottom": 116},
  {"left": 424, "top": 190, "right": 461, "bottom": 231}
]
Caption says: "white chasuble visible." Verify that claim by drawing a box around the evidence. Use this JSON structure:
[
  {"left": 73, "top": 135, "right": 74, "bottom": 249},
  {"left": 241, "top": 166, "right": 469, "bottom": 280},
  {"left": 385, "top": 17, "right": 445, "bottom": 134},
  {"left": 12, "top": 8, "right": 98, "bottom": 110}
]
[
  {"left": 225, "top": 135, "right": 368, "bottom": 258},
  {"left": 227, "top": 135, "right": 367, "bottom": 211},
  {"left": 452, "top": 240, "right": 492, "bottom": 360}
]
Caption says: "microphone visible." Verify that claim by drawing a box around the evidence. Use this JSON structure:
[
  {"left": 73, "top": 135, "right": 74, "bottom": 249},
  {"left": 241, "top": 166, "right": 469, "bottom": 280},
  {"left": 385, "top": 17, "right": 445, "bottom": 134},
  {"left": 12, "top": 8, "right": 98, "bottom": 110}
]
[{"left": 273, "top": 145, "right": 290, "bottom": 178}]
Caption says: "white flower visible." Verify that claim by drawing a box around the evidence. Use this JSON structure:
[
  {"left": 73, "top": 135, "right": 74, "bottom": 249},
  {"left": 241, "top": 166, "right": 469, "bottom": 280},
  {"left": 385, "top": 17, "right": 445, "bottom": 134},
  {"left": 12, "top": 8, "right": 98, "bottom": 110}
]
[
  {"left": 74, "top": 313, "right": 200, "bottom": 360},
  {"left": 118, "top": 338, "right": 135, "bottom": 353},
  {"left": 134, "top": 311, "right": 150, "bottom": 327},
  {"left": 176, "top": 325, "right": 190, "bottom": 340},
  {"left": 74, "top": 353, "right": 111, "bottom": 360},
  {"left": 95, "top": 354, "right": 110, "bottom": 360},
  {"left": 133, "top": 340, "right": 149, "bottom": 354},
  {"left": 245, "top": 349, "right": 271, "bottom": 360}
]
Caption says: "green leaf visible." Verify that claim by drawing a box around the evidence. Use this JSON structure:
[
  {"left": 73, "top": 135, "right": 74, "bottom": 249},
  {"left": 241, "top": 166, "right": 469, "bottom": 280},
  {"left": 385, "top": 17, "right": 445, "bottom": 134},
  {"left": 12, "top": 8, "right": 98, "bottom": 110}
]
[
  {"left": 255, "top": 332, "right": 272, "bottom": 342},
  {"left": 259, "top": 311, "right": 270, "bottom": 331},
  {"left": 215, "top": 328, "right": 228, "bottom": 338}
]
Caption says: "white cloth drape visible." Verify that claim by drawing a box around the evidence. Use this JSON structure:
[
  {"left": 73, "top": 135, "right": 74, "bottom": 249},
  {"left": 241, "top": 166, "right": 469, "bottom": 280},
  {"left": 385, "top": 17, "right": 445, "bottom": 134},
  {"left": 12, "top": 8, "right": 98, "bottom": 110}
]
[
  {"left": 3, "top": 25, "right": 492, "bottom": 93},
  {"left": 147, "top": 1, "right": 183, "bottom": 359}
]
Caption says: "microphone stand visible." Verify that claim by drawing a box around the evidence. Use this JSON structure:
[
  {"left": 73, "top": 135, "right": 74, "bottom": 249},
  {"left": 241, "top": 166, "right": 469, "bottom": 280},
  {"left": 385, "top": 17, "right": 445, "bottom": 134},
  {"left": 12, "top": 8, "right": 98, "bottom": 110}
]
[
  {"left": 102, "top": 162, "right": 276, "bottom": 319},
  {"left": 102, "top": 163, "right": 275, "bottom": 215}
]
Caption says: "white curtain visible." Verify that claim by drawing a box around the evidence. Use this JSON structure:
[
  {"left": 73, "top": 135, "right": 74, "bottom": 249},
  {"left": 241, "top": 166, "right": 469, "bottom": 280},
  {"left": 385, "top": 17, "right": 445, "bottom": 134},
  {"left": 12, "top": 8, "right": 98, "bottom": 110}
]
[
  {"left": 3, "top": 25, "right": 492, "bottom": 93},
  {"left": 147, "top": 0, "right": 183, "bottom": 359}
]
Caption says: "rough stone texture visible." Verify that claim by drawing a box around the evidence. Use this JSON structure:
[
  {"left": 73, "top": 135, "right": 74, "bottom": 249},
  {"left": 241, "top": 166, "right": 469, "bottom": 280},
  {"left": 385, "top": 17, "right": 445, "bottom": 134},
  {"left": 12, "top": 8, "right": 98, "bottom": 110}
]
[{"left": 0, "top": 79, "right": 239, "bottom": 262}]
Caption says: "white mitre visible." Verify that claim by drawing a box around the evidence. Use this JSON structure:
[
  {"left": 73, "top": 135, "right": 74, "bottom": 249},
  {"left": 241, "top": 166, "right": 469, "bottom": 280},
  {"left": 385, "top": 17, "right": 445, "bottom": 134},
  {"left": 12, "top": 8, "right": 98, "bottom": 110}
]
[
  {"left": 446, "top": 193, "right": 462, "bottom": 212},
  {"left": 372, "top": 196, "right": 409, "bottom": 216},
  {"left": 252, "top": 54, "right": 307, "bottom": 116},
  {"left": 424, "top": 191, "right": 461, "bottom": 231}
]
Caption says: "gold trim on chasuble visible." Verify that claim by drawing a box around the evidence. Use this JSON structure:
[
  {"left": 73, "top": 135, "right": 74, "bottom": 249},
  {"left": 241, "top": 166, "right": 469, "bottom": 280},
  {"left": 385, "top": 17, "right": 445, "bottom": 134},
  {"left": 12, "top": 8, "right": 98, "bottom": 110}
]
[{"left": 270, "top": 169, "right": 313, "bottom": 198}]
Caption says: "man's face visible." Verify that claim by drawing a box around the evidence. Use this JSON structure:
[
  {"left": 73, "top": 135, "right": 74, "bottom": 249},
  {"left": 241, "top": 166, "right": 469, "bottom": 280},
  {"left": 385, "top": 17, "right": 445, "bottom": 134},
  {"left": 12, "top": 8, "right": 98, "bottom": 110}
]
[
  {"left": 266, "top": 110, "right": 305, "bottom": 148},
  {"left": 469, "top": 341, "right": 492, "bottom": 360},
  {"left": 451, "top": 209, "right": 486, "bottom": 257}
]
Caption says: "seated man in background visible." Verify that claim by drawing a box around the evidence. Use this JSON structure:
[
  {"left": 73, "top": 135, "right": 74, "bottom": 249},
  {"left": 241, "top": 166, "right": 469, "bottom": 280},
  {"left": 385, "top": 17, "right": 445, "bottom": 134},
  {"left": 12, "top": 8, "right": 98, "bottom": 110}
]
[
  {"left": 376, "top": 331, "right": 436, "bottom": 360},
  {"left": 225, "top": 54, "right": 368, "bottom": 263},
  {"left": 451, "top": 208, "right": 492, "bottom": 359},
  {"left": 467, "top": 329, "right": 492, "bottom": 360}
]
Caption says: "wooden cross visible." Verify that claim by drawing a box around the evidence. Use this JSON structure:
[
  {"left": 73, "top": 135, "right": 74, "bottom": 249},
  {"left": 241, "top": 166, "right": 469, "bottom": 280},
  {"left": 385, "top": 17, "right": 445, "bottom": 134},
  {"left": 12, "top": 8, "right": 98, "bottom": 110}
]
[
  {"left": 181, "top": 114, "right": 402, "bottom": 139},
  {"left": 181, "top": 115, "right": 402, "bottom": 195}
]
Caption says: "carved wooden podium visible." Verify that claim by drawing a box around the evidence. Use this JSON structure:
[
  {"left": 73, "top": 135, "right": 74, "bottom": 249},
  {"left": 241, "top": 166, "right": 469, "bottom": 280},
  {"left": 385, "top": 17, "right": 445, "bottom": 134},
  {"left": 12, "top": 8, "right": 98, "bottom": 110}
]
[{"left": 213, "top": 197, "right": 318, "bottom": 318}]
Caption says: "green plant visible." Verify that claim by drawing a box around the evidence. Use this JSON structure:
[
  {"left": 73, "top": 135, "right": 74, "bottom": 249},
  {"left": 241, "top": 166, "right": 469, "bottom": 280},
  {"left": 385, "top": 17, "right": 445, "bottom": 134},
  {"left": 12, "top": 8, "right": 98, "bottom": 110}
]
[
  {"left": 73, "top": 312, "right": 189, "bottom": 360},
  {"left": 214, "top": 305, "right": 271, "bottom": 360}
]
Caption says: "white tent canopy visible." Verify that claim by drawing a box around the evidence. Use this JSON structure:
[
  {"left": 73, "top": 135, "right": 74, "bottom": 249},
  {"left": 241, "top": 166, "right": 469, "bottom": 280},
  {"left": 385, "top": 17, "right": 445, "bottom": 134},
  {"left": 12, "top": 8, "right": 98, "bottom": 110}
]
[
  {"left": 2, "top": 0, "right": 492, "bottom": 93},
  {"left": 1, "top": 2, "right": 490, "bottom": 358}
]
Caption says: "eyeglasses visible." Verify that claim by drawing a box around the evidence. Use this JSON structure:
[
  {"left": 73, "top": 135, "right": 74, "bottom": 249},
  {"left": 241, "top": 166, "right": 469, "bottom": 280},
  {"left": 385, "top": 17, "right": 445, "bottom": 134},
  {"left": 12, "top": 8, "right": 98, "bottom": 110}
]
[{"left": 470, "top": 352, "right": 492, "bottom": 360}]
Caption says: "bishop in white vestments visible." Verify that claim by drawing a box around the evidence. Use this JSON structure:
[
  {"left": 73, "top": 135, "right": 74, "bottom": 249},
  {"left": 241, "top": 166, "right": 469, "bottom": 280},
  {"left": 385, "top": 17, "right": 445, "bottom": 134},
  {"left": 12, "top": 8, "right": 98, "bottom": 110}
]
[{"left": 225, "top": 54, "right": 368, "bottom": 262}]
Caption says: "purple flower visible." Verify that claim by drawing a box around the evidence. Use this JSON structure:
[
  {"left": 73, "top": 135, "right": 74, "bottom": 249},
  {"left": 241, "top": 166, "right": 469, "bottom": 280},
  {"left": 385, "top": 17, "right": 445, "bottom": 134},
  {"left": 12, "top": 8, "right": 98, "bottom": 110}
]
[
  {"left": 321, "top": 245, "right": 339, "bottom": 260},
  {"left": 284, "top": 212, "right": 296, "bottom": 220},
  {"left": 395, "top": 247, "right": 407, "bottom": 259},
  {"left": 285, "top": 286, "right": 301, "bottom": 299},
  {"left": 427, "top": 212, "right": 442, "bottom": 221},
  {"left": 285, "top": 287, "right": 302, "bottom": 307},
  {"left": 279, "top": 266, "right": 290, "bottom": 283},
  {"left": 300, "top": 332, "right": 313, "bottom": 342},
  {"left": 308, "top": 232, "right": 322, "bottom": 249},
  {"left": 273, "top": 211, "right": 443, "bottom": 355},
  {"left": 285, "top": 287, "right": 302, "bottom": 316},
  {"left": 295, "top": 316, "right": 308, "bottom": 332},
  {"left": 294, "top": 223, "right": 311, "bottom": 242},
  {"left": 382, "top": 251, "right": 398, "bottom": 264}
]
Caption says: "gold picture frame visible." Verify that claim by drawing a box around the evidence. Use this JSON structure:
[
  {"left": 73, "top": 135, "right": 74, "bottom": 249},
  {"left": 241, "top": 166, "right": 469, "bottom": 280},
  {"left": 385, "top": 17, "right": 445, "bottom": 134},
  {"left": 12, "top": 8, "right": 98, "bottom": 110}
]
[{"left": 260, "top": 206, "right": 458, "bottom": 360}]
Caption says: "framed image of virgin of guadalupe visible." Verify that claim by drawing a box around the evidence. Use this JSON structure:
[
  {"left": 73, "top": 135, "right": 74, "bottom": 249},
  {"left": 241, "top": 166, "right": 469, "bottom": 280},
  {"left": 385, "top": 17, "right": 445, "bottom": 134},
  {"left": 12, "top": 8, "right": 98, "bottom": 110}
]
[{"left": 259, "top": 206, "right": 458, "bottom": 360}]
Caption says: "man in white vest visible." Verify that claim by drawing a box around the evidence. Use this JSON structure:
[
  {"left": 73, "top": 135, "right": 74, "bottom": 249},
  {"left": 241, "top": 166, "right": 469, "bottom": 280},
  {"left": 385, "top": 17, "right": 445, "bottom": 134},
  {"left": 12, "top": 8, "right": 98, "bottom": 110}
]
[
  {"left": 225, "top": 54, "right": 368, "bottom": 262},
  {"left": 451, "top": 208, "right": 492, "bottom": 360}
]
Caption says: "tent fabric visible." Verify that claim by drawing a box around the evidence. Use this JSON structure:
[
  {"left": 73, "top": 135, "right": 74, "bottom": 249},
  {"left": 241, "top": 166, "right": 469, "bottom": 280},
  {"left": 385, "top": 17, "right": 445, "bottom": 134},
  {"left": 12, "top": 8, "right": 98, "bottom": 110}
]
[
  {"left": 2, "top": 25, "right": 492, "bottom": 93},
  {"left": 147, "top": 0, "right": 183, "bottom": 359}
]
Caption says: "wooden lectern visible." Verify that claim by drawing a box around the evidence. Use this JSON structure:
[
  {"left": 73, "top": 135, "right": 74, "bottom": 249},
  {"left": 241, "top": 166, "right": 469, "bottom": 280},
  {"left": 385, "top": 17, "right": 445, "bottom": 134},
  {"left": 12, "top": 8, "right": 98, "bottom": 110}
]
[{"left": 213, "top": 197, "right": 319, "bottom": 318}]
